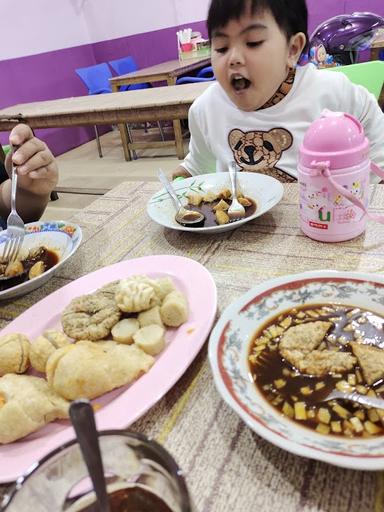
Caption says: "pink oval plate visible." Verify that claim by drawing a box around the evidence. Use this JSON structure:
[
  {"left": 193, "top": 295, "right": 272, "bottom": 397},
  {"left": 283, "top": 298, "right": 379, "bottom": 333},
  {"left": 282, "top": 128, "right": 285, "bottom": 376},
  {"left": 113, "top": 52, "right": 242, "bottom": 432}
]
[{"left": 0, "top": 254, "right": 217, "bottom": 482}]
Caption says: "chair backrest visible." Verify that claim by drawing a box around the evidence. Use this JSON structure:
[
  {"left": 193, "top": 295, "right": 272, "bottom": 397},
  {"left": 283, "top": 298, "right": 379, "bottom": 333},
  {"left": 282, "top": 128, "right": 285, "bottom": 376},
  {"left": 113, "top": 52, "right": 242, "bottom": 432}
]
[
  {"left": 197, "top": 66, "right": 214, "bottom": 79},
  {"left": 75, "top": 63, "right": 112, "bottom": 95},
  {"left": 108, "top": 56, "right": 138, "bottom": 76},
  {"left": 326, "top": 61, "right": 384, "bottom": 99},
  {"left": 176, "top": 75, "right": 216, "bottom": 85}
]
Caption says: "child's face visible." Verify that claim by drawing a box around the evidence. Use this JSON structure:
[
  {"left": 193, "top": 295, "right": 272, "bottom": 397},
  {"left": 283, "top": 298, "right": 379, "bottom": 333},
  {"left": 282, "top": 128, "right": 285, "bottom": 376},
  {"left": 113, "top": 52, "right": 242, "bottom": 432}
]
[{"left": 210, "top": 7, "right": 305, "bottom": 111}]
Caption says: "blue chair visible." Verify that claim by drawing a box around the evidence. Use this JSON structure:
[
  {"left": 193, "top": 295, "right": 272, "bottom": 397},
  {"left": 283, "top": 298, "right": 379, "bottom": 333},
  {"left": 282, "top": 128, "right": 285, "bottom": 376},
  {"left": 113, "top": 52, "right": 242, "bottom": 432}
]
[
  {"left": 197, "top": 66, "right": 214, "bottom": 78},
  {"left": 176, "top": 65, "right": 215, "bottom": 84},
  {"left": 75, "top": 63, "right": 113, "bottom": 157},
  {"left": 108, "top": 56, "right": 150, "bottom": 91},
  {"left": 108, "top": 56, "right": 165, "bottom": 156}
]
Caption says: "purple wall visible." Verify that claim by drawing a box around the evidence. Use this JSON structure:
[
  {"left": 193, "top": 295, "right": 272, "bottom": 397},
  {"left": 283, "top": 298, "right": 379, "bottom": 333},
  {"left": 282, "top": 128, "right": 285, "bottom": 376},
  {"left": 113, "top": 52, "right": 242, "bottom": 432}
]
[
  {"left": 0, "top": 21, "right": 207, "bottom": 153},
  {"left": 1, "top": 1, "right": 383, "bottom": 155}
]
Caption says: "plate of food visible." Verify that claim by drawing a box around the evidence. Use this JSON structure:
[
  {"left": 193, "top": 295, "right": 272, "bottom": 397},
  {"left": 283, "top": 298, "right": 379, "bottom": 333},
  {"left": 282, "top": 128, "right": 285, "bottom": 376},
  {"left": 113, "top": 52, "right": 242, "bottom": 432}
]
[
  {"left": 0, "top": 221, "right": 82, "bottom": 300},
  {"left": 0, "top": 254, "right": 217, "bottom": 482},
  {"left": 208, "top": 270, "right": 384, "bottom": 470},
  {"left": 147, "top": 172, "right": 284, "bottom": 233}
]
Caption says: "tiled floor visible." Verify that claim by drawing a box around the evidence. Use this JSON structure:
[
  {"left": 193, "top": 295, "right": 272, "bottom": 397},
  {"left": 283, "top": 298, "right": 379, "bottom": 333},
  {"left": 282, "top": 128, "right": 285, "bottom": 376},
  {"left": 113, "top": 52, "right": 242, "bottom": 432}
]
[{"left": 42, "top": 126, "right": 188, "bottom": 221}]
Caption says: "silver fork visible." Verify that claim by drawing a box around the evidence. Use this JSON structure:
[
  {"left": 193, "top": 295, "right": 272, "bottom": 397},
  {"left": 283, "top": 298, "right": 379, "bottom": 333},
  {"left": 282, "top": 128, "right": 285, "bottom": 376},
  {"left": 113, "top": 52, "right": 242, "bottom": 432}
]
[
  {"left": 227, "top": 161, "right": 245, "bottom": 221},
  {"left": 2, "top": 152, "right": 25, "bottom": 263},
  {"left": 322, "top": 389, "right": 384, "bottom": 409}
]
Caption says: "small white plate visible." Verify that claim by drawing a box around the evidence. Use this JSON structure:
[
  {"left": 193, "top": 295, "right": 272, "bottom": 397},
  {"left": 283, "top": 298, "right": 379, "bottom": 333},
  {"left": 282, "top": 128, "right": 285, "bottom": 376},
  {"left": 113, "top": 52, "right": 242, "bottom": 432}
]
[
  {"left": 0, "top": 221, "right": 82, "bottom": 300},
  {"left": 208, "top": 270, "right": 384, "bottom": 470},
  {"left": 147, "top": 172, "right": 284, "bottom": 233}
]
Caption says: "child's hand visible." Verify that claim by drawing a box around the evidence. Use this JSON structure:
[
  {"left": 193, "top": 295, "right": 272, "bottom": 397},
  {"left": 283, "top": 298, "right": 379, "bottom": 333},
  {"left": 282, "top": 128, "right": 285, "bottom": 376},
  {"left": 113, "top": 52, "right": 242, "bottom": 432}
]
[
  {"left": 171, "top": 166, "right": 192, "bottom": 180},
  {"left": 6, "top": 124, "right": 58, "bottom": 197}
]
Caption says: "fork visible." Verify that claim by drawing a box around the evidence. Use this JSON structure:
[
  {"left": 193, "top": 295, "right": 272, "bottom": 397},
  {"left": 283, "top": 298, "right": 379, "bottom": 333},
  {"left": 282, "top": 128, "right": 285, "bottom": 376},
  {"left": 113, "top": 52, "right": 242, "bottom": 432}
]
[
  {"left": 2, "top": 150, "right": 25, "bottom": 263},
  {"left": 228, "top": 161, "right": 245, "bottom": 221},
  {"left": 321, "top": 389, "right": 384, "bottom": 409}
]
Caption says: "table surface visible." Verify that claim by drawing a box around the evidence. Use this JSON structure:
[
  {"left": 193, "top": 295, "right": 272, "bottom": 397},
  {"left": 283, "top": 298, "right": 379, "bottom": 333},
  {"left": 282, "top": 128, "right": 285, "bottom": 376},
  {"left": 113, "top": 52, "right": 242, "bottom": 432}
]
[
  {"left": 109, "top": 57, "right": 211, "bottom": 84},
  {"left": 1, "top": 182, "right": 384, "bottom": 511},
  {"left": 0, "top": 82, "right": 211, "bottom": 120}
]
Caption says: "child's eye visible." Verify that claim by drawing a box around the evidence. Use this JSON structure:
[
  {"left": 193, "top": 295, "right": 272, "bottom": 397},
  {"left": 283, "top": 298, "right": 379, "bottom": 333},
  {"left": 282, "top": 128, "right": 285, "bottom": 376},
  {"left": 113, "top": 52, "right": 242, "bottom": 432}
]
[
  {"left": 214, "top": 47, "right": 228, "bottom": 54},
  {"left": 247, "top": 41, "right": 264, "bottom": 48}
]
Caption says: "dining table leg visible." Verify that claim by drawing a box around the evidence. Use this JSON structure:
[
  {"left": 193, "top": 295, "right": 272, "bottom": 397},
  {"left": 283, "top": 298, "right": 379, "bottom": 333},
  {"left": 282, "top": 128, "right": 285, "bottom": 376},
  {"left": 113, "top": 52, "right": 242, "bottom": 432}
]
[
  {"left": 167, "top": 77, "right": 185, "bottom": 160},
  {"left": 117, "top": 122, "right": 132, "bottom": 161},
  {"left": 111, "top": 83, "right": 132, "bottom": 161}
]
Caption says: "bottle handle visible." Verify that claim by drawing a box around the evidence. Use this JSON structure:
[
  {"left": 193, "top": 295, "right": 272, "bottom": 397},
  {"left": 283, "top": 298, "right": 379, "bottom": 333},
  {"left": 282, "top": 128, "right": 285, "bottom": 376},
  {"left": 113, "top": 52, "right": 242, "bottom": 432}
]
[
  {"left": 318, "top": 162, "right": 384, "bottom": 224},
  {"left": 370, "top": 162, "right": 384, "bottom": 181}
]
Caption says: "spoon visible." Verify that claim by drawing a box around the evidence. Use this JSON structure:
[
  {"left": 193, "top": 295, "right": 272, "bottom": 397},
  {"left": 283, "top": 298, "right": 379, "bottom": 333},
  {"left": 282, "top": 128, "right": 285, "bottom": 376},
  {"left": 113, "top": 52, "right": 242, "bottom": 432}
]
[
  {"left": 227, "top": 161, "right": 245, "bottom": 221},
  {"left": 321, "top": 389, "right": 384, "bottom": 408},
  {"left": 157, "top": 169, "right": 205, "bottom": 227},
  {"left": 69, "top": 399, "right": 111, "bottom": 512}
]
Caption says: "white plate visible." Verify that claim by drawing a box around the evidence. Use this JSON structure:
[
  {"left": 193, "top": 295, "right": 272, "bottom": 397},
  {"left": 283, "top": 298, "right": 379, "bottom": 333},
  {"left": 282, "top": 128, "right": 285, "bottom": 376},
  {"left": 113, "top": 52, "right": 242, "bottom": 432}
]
[
  {"left": 208, "top": 270, "right": 384, "bottom": 470},
  {"left": 0, "top": 221, "right": 82, "bottom": 300},
  {"left": 147, "top": 172, "right": 284, "bottom": 233},
  {"left": 0, "top": 255, "right": 217, "bottom": 482}
]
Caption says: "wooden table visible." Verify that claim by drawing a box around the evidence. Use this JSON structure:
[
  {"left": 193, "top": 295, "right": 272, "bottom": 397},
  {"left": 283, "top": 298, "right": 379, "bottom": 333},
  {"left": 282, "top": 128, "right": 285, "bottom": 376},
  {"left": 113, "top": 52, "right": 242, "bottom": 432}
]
[
  {"left": 1, "top": 181, "right": 384, "bottom": 511},
  {"left": 0, "top": 82, "right": 211, "bottom": 162},
  {"left": 109, "top": 57, "right": 211, "bottom": 160}
]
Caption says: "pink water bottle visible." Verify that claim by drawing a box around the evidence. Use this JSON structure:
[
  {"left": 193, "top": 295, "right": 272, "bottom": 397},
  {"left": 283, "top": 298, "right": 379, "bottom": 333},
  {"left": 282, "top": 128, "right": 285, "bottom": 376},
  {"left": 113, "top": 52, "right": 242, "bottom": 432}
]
[{"left": 298, "top": 110, "right": 383, "bottom": 242}]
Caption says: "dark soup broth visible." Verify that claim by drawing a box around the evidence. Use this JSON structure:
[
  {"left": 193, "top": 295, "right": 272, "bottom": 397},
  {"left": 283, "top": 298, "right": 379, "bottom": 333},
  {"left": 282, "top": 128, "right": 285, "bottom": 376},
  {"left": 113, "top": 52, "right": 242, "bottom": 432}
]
[
  {"left": 249, "top": 303, "right": 384, "bottom": 437},
  {"left": 0, "top": 246, "right": 59, "bottom": 291},
  {"left": 78, "top": 485, "right": 174, "bottom": 512}
]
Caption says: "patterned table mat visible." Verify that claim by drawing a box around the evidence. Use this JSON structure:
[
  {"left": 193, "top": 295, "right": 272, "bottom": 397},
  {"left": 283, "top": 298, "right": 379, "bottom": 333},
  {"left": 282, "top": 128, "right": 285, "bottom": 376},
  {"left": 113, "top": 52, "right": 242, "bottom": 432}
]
[{"left": 1, "top": 182, "right": 384, "bottom": 512}]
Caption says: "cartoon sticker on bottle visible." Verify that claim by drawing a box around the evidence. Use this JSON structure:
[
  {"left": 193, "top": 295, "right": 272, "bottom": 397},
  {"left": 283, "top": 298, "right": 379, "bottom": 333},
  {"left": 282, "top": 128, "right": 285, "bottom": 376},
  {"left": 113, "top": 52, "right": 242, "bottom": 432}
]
[{"left": 304, "top": 188, "right": 331, "bottom": 227}]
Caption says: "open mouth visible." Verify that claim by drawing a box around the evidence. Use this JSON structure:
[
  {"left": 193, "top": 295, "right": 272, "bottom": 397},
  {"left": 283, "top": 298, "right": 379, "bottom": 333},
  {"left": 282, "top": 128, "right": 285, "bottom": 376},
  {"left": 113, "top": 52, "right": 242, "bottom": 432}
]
[{"left": 231, "top": 75, "right": 251, "bottom": 91}]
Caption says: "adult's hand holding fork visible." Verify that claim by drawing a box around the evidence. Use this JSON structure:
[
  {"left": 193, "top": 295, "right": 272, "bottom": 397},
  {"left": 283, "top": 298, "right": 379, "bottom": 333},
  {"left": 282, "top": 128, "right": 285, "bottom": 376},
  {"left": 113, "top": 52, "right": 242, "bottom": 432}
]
[{"left": 1, "top": 124, "right": 58, "bottom": 222}]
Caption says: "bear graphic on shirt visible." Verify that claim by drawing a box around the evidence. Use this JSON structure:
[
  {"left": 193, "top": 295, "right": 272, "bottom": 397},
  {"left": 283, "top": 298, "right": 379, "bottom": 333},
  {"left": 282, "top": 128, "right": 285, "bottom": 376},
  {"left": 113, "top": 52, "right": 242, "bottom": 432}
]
[{"left": 228, "top": 127, "right": 294, "bottom": 182}]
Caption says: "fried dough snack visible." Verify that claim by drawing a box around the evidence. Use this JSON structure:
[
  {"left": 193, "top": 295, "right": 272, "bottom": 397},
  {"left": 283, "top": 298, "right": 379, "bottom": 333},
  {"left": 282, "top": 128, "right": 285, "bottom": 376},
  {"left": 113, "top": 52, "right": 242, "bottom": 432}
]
[
  {"left": 46, "top": 340, "right": 154, "bottom": 400},
  {"left": 0, "top": 333, "right": 30, "bottom": 376},
  {"left": 30, "top": 330, "right": 71, "bottom": 373},
  {"left": 0, "top": 374, "right": 69, "bottom": 444},
  {"left": 279, "top": 321, "right": 356, "bottom": 376},
  {"left": 61, "top": 293, "right": 121, "bottom": 340}
]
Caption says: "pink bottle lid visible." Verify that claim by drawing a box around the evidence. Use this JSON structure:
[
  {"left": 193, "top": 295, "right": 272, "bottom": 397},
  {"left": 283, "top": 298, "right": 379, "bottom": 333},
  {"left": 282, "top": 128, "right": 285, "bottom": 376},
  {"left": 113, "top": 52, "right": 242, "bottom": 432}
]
[{"left": 299, "top": 110, "right": 369, "bottom": 170}]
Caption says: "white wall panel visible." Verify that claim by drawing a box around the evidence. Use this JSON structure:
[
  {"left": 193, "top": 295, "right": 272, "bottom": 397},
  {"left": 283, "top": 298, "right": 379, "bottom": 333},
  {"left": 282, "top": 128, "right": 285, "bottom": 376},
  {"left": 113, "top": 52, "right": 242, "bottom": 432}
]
[{"left": 0, "top": 0, "right": 210, "bottom": 60}]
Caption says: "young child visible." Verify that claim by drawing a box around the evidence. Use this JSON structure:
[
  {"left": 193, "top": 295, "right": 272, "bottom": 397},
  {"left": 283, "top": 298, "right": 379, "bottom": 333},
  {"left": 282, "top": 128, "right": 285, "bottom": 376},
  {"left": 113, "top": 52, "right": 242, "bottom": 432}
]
[
  {"left": 0, "top": 124, "right": 58, "bottom": 226},
  {"left": 173, "top": 0, "right": 384, "bottom": 182}
]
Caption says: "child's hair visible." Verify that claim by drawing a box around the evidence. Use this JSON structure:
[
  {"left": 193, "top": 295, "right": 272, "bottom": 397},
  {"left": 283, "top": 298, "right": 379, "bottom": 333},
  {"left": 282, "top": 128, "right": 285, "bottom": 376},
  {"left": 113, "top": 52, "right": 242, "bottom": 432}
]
[{"left": 207, "top": 0, "right": 308, "bottom": 52}]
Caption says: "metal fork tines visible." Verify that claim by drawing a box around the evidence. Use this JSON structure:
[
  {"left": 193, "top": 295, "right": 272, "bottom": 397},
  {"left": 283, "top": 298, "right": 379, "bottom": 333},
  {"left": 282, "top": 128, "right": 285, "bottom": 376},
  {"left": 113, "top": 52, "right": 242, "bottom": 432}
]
[{"left": 2, "top": 159, "right": 25, "bottom": 263}]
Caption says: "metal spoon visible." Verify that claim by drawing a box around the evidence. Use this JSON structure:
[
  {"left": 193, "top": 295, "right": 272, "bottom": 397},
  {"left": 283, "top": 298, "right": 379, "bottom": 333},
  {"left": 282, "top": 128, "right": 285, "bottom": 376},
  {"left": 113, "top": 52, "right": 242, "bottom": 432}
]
[
  {"left": 69, "top": 399, "right": 111, "bottom": 512},
  {"left": 227, "top": 161, "right": 245, "bottom": 221},
  {"left": 157, "top": 169, "right": 205, "bottom": 227},
  {"left": 321, "top": 389, "right": 384, "bottom": 408}
]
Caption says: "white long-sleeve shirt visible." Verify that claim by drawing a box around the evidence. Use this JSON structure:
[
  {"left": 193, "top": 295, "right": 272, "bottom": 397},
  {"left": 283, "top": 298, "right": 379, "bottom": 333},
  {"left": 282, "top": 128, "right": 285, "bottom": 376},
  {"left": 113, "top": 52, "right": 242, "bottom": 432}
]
[{"left": 182, "top": 64, "right": 384, "bottom": 182}]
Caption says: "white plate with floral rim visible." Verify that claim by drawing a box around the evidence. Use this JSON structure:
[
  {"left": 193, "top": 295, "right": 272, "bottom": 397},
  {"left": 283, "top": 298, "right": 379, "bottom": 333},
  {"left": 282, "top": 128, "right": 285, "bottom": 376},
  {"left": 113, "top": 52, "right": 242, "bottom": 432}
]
[
  {"left": 147, "top": 172, "right": 284, "bottom": 233},
  {"left": 0, "top": 221, "right": 82, "bottom": 300},
  {"left": 208, "top": 270, "right": 384, "bottom": 470}
]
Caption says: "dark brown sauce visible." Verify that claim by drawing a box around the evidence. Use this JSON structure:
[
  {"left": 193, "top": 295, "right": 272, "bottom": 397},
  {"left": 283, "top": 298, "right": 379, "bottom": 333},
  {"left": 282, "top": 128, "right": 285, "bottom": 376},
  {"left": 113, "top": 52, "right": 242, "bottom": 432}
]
[
  {"left": 249, "top": 304, "right": 384, "bottom": 437},
  {"left": 0, "top": 247, "right": 59, "bottom": 291},
  {"left": 187, "top": 197, "right": 256, "bottom": 228},
  {"left": 78, "top": 486, "right": 173, "bottom": 512}
]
